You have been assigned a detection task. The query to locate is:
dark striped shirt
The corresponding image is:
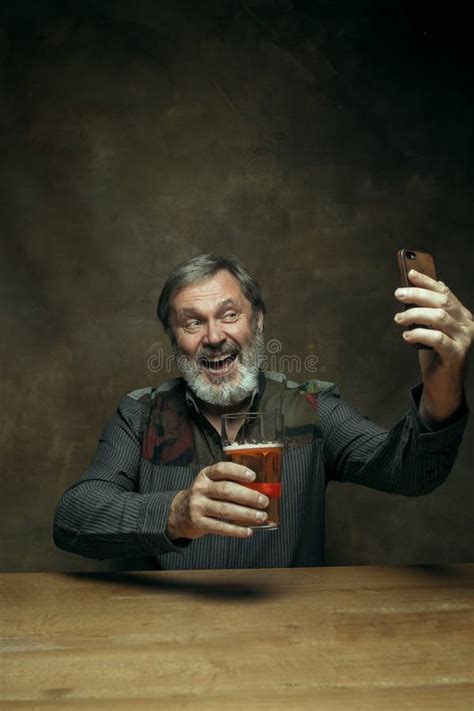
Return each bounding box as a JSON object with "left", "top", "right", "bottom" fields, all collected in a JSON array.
[{"left": 53, "top": 372, "right": 468, "bottom": 568}]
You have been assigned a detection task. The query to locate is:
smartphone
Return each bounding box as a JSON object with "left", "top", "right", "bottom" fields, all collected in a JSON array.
[{"left": 397, "top": 249, "right": 437, "bottom": 350}]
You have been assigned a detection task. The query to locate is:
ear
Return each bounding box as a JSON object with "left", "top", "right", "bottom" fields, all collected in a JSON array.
[{"left": 256, "top": 310, "right": 264, "bottom": 332}]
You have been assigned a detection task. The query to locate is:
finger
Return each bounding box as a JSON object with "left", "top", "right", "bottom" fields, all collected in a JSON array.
[
  {"left": 196, "top": 516, "right": 255, "bottom": 539},
  {"left": 208, "top": 479, "right": 269, "bottom": 510},
  {"left": 405, "top": 269, "right": 445, "bottom": 292},
  {"left": 183, "top": 491, "right": 263, "bottom": 538},
  {"left": 401, "top": 327, "right": 455, "bottom": 356},
  {"left": 394, "top": 286, "right": 452, "bottom": 309},
  {"left": 204, "top": 462, "right": 256, "bottom": 483},
  {"left": 204, "top": 499, "right": 268, "bottom": 526},
  {"left": 394, "top": 307, "right": 458, "bottom": 337},
  {"left": 405, "top": 275, "right": 473, "bottom": 326}
]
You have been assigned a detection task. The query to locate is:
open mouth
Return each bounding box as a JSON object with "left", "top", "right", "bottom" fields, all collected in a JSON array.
[{"left": 200, "top": 353, "right": 238, "bottom": 374}]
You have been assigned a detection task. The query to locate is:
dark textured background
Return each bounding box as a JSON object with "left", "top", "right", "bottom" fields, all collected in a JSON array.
[{"left": 1, "top": 0, "right": 472, "bottom": 571}]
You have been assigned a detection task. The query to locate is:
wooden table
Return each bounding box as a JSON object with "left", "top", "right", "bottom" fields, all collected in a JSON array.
[{"left": 1, "top": 564, "right": 473, "bottom": 710}]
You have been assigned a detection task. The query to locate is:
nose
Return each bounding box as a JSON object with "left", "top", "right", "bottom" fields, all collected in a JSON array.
[{"left": 203, "top": 319, "right": 226, "bottom": 347}]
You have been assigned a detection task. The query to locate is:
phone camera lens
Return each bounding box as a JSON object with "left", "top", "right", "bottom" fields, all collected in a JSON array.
[{"left": 406, "top": 251, "right": 416, "bottom": 260}]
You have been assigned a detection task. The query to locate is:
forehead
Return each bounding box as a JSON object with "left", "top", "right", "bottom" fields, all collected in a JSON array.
[{"left": 171, "top": 270, "right": 249, "bottom": 314}]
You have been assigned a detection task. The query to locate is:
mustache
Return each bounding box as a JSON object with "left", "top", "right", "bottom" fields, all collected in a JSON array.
[{"left": 196, "top": 342, "right": 240, "bottom": 360}]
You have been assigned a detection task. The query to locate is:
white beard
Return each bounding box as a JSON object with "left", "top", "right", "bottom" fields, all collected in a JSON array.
[{"left": 174, "top": 328, "right": 265, "bottom": 407}]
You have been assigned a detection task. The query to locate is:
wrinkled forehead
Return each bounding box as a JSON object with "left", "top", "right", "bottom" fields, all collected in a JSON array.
[{"left": 170, "top": 270, "right": 251, "bottom": 319}]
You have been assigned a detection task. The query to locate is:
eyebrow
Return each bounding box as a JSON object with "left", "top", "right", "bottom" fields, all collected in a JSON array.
[{"left": 177, "top": 298, "right": 239, "bottom": 319}]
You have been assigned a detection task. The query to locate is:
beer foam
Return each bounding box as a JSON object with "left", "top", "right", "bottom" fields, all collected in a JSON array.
[{"left": 223, "top": 441, "right": 283, "bottom": 451}]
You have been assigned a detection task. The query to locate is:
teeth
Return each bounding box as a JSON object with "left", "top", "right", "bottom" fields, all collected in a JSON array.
[
  {"left": 203, "top": 354, "right": 235, "bottom": 369},
  {"left": 206, "top": 355, "right": 234, "bottom": 362}
]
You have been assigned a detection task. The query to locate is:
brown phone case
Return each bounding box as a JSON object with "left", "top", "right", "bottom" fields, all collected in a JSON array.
[{"left": 397, "top": 249, "right": 437, "bottom": 350}]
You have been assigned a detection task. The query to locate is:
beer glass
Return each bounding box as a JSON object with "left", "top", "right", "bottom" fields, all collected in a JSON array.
[{"left": 221, "top": 412, "right": 284, "bottom": 529}]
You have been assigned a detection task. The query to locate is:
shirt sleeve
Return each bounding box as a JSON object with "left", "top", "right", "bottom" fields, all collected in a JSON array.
[
  {"left": 319, "top": 382, "right": 469, "bottom": 495},
  {"left": 53, "top": 393, "right": 191, "bottom": 559}
]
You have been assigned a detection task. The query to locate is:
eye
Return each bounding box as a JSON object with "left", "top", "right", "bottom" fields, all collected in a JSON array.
[
  {"left": 222, "top": 311, "right": 238, "bottom": 322},
  {"left": 184, "top": 319, "right": 201, "bottom": 331}
]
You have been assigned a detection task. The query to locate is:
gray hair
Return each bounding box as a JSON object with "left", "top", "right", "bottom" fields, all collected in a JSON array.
[{"left": 157, "top": 254, "right": 266, "bottom": 333}]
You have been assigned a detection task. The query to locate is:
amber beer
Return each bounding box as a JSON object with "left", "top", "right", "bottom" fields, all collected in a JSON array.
[{"left": 223, "top": 442, "right": 283, "bottom": 529}]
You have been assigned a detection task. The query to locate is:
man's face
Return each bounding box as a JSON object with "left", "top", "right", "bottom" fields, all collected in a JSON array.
[{"left": 169, "top": 270, "right": 264, "bottom": 407}]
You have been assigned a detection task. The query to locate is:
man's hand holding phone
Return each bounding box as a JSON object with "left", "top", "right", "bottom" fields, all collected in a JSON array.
[{"left": 394, "top": 254, "right": 473, "bottom": 425}]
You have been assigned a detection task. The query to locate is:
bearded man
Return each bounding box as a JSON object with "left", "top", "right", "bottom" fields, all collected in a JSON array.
[{"left": 54, "top": 254, "right": 472, "bottom": 568}]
